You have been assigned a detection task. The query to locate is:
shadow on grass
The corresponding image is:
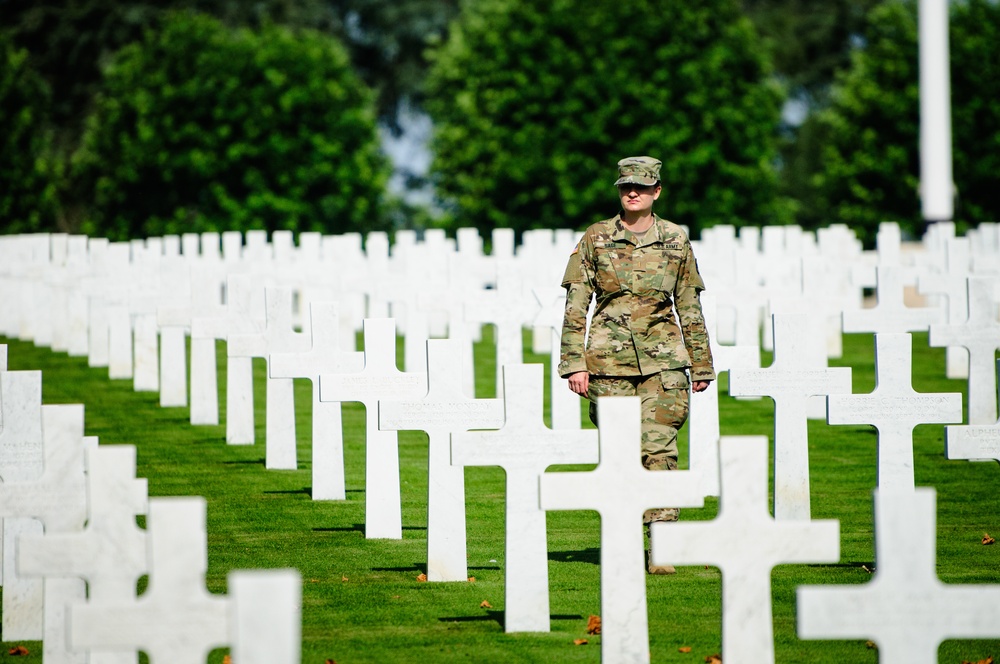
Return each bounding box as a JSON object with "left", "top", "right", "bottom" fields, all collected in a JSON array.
[
  {"left": 264, "top": 488, "right": 312, "bottom": 496},
  {"left": 372, "top": 565, "right": 427, "bottom": 573},
  {"left": 548, "top": 548, "right": 600, "bottom": 565},
  {"left": 313, "top": 524, "right": 366, "bottom": 533},
  {"left": 437, "top": 612, "right": 583, "bottom": 629},
  {"left": 223, "top": 458, "right": 267, "bottom": 465}
]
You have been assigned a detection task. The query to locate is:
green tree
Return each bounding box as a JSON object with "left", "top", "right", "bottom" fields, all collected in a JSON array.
[
  {"left": 424, "top": 0, "right": 789, "bottom": 239},
  {"left": 71, "top": 11, "right": 389, "bottom": 239},
  {"left": 814, "top": 0, "right": 1000, "bottom": 247},
  {"left": 0, "top": 34, "right": 56, "bottom": 233},
  {"left": 742, "top": 0, "right": 881, "bottom": 106}
]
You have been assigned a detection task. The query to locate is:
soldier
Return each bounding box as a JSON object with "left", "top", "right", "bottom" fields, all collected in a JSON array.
[{"left": 558, "top": 155, "right": 715, "bottom": 575}]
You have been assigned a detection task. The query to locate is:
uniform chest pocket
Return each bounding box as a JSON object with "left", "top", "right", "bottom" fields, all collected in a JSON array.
[
  {"left": 594, "top": 247, "right": 623, "bottom": 294},
  {"left": 636, "top": 248, "right": 683, "bottom": 294}
]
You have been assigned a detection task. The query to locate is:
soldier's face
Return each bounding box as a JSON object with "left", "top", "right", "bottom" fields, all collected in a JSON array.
[{"left": 618, "top": 183, "right": 661, "bottom": 214}]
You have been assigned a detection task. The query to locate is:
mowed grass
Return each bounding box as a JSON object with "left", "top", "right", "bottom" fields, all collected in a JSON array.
[{"left": 1, "top": 328, "right": 999, "bottom": 663}]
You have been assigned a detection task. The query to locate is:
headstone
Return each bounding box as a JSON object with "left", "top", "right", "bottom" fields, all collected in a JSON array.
[
  {"left": 319, "top": 318, "right": 427, "bottom": 539},
  {"left": 70, "top": 497, "right": 230, "bottom": 664},
  {"left": 229, "top": 287, "right": 310, "bottom": 469},
  {"left": 530, "top": 286, "right": 581, "bottom": 429},
  {"left": 379, "top": 339, "right": 505, "bottom": 581},
  {"left": 222, "top": 273, "right": 266, "bottom": 445},
  {"left": 187, "top": 265, "right": 228, "bottom": 426},
  {"left": 452, "top": 363, "right": 599, "bottom": 632},
  {"left": 798, "top": 489, "right": 1000, "bottom": 662},
  {"left": 918, "top": 237, "right": 972, "bottom": 378},
  {"left": 729, "top": 314, "right": 852, "bottom": 520},
  {"left": 155, "top": 260, "right": 193, "bottom": 408},
  {"left": 229, "top": 569, "right": 302, "bottom": 664},
  {"left": 465, "top": 266, "right": 532, "bottom": 393},
  {"left": 540, "top": 396, "right": 705, "bottom": 661},
  {"left": 945, "top": 360, "right": 1000, "bottom": 462},
  {"left": 828, "top": 333, "right": 962, "bottom": 489},
  {"left": 0, "top": 369, "right": 45, "bottom": 639},
  {"left": 843, "top": 266, "right": 945, "bottom": 334},
  {"left": 929, "top": 276, "right": 1000, "bottom": 424},
  {"left": 269, "top": 302, "right": 364, "bottom": 500},
  {"left": 20, "top": 444, "right": 148, "bottom": 664},
  {"left": 689, "top": 292, "right": 760, "bottom": 497},
  {"left": 651, "top": 436, "right": 839, "bottom": 664},
  {"left": 1, "top": 405, "right": 89, "bottom": 664}
]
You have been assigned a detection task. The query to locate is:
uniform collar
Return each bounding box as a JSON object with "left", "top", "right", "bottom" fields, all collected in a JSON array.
[{"left": 612, "top": 213, "right": 665, "bottom": 246}]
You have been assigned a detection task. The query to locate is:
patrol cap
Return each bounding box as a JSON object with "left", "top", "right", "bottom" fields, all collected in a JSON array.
[{"left": 614, "top": 156, "right": 661, "bottom": 187}]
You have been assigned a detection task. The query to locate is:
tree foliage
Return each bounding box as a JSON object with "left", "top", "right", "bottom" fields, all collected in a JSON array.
[
  {"left": 424, "top": 0, "right": 789, "bottom": 238},
  {"left": 813, "top": 0, "right": 1000, "bottom": 246},
  {"left": 0, "top": 34, "right": 56, "bottom": 233},
  {"left": 71, "top": 11, "right": 389, "bottom": 240},
  {"left": 742, "top": 0, "right": 881, "bottom": 105}
]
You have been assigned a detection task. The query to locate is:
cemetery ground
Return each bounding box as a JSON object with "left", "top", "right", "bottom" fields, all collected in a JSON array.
[{"left": 1, "top": 328, "right": 999, "bottom": 663}]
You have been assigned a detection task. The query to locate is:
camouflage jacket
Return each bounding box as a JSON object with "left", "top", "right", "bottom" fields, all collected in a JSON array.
[{"left": 558, "top": 213, "right": 716, "bottom": 381}]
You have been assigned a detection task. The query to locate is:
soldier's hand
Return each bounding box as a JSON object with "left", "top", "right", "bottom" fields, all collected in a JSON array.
[
  {"left": 567, "top": 371, "right": 589, "bottom": 396},
  {"left": 692, "top": 380, "right": 711, "bottom": 393}
]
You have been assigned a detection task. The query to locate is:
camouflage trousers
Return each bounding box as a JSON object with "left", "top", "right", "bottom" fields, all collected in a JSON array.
[{"left": 587, "top": 369, "right": 690, "bottom": 523}]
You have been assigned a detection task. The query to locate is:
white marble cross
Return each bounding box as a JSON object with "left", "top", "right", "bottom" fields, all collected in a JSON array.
[
  {"left": 20, "top": 444, "right": 148, "bottom": 664},
  {"left": 1, "top": 404, "right": 90, "bottom": 663},
  {"left": 228, "top": 569, "right": 302, "bottom": 664},
  {"left": 918, "top": 236, "right": 972, "bottom": 378},
  {"left": 798, "top": 488, "right": 1000, "bottom": 663},
  {"left": 843, "top": 265, "right": 945, "bottom": 334},
  {"left": 465, "top": 267, "right": 532, "bottom": 393},
  {"left": 828, "top": 333, "right": 962, "bottom": 489},
  {"left": 269, "top": 301, "right": 365, "bottom": 500},
  {"left": 452, "top": 363, "right": 599, "bottom": 633},
  {"left": 70, "top": 497, "right": 230, "bottom": 664},
  {"left": 530, "top": 286, "right": 581, "bottom": 430},
  {"left": 221, "top": 273, "right": 266, "bottom": 445},
  {"left": 186, "top": 264, "right": 228, "bottom": 426},
  {"left": 540, "top": 396, "right": 705, "bottom": 662},
  {"left": 0, "top": 368, "right": 45, "bottom": 639},
  {"left": 945, "top": 359, "right": 1000, "bottom": 462},
  {"left": 690, "top": 292, "right": 760, "bottom": 497},
  {"left": 229, "top": 287, "right": 310, "bottom": 469},
  {"left": 155, "top": 259, "right": 193, "bottom": 408},
  {"left": 319, "top": 318, "right": 427, "bottom": 539},
  {"left": 930, "top": 276, "right": 1000, "bottom": 425},
  {"left": 379, "top": 338, "right": 505, "bottom": 581},
  {"left": 729, "top": 314, "right": 852, "bottom": 520},
  {"left": 652, "top": 436, "right": 839, "bottom": 664}
]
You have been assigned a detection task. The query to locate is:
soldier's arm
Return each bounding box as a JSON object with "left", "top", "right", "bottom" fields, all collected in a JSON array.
[
  {"left": 558, "top": 238, "right": 595, "bottom": 379},
  {"left": 675, "top": 240, "right": 716, "bottom": 382}
]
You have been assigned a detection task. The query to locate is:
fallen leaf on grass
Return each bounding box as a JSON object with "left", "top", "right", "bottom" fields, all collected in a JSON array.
[
  {"left": 586, "top": 615, "right": 602, "bottom": 635},
  {"left": 678, "top": 646, "right": 692, "bottom": 653},
  {"left": 310, "top": 578, "right": 320, "bottom": 583},
  {"left": 480, "top": 600, "right": 492, "bottom": 609},
  {"left": 983, "top": 533, "right": 995, "bottom": 545},
  {"left": 222, "top": 656, "right": 232, "bottom": 664},
  {"left": 865, "top": 641, "right": 877, "bottom": 649},
  {"left": 961, "top": 658, "right": 994, "bottom": 664},
  {"left": 341, "top": 576, "right": 349, "bottom": 582},
  {"left": 704, "top": 654, "right": 722, "bottom": 664},
  {"left": 8, "top": 646, "right": 29, "bottom": 656},
  {"left": 573, "top": 639, "right": 588, "bottom": 646},
  {"left": 468, "top": 576, "right": 476, "bottom": 582},
  {"left": 326, "top": 659, "right": 337, "bottom": 664},
  {"left": 416, "top": 573, "right": 428, "bottom": 582}
]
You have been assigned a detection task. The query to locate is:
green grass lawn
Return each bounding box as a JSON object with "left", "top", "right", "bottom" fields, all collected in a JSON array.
[{"left": 1, "top": 328, "right": 999, "bottom": 663}]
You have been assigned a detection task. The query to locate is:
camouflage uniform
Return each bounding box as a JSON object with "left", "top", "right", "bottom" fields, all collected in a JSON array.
[{"left": 559, "top": 195, "right": 715, "bottom": 523}]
